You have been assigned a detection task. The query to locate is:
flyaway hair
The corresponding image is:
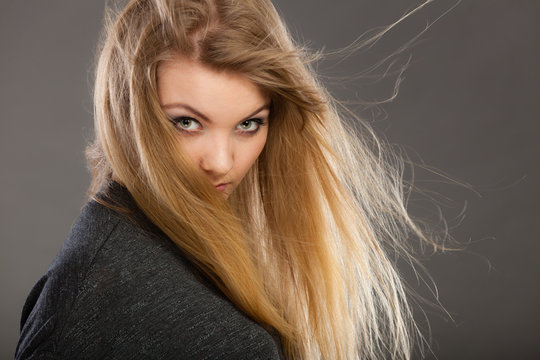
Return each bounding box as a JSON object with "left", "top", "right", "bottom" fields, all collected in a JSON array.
[{"left": 87, "top": 0, "right": 441, "bottom": 358}]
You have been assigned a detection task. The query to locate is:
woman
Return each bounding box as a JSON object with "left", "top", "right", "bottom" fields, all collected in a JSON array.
[{"left": 16, "top": 0, "right": 438, "bottom": 359}]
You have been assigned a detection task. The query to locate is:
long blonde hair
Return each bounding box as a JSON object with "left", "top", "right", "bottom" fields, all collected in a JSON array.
[{"left": 87, "top": 0, "right": 438, "bottom": 358}]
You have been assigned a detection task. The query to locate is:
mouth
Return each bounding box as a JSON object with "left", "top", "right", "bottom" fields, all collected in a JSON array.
[{"left": 214, "top": 183, "right": 230, "bottom": 192}]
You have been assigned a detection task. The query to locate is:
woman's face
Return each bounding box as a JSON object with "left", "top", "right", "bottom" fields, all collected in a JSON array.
[{"left": 157, "top": 56, "right": 270, "bottom": 198}]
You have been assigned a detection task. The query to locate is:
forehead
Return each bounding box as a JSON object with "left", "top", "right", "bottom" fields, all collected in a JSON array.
[{"left": 157, "top": 56, "right": 269, "bottom": 118}]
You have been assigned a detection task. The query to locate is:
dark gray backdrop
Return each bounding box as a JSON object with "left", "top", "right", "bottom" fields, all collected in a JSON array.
[{"left": 1, "top": 1, "right": 539, "bottom": 359}]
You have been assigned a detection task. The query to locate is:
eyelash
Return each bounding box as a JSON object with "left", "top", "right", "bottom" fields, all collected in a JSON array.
[
  {"left": 169, "top": 116, "right": 266, "bottom": 136},
  {"left": 169, "top": 117, "right": 202, "bottom": 134}
]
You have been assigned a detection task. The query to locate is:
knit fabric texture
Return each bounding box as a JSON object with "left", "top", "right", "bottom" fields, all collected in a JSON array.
[{"left": 16, "top": 184, "right": 284, "bottom": 359}]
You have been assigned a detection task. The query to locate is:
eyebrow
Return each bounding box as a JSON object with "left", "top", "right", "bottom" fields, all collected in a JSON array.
[{"left": 160, "top": 102, "right": 270, "bottom": 123}]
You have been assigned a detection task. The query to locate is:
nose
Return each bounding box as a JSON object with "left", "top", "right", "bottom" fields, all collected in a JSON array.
[{"left": 199, "top": 134, "right": 233, "bottom": 178}]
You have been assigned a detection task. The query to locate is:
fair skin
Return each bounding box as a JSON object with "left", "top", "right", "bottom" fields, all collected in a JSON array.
[{"left": 157, "top": 56, "right": 270, "bottom": 198}]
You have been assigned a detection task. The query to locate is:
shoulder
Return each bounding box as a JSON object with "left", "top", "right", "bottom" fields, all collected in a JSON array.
[
  {"left": 15, "top": 200, "right": 125, "bottom": 358},
  {"left": 16, "top": 200, "right": 283, "bottom": 360}
]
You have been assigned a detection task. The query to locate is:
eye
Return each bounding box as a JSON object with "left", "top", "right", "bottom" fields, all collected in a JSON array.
[
  {"left": 236, "top": 118, "right": 265, "bottom": 134},
  {"left": 171, "top": 117, "right": 202, "bottom": 132}
]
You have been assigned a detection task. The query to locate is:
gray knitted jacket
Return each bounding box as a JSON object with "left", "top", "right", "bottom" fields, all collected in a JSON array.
[{"left": 16, "top": 183, "right": 284, "bottom": 359}]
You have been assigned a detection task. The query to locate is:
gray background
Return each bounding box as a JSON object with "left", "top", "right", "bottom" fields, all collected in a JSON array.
[{"left": 1, "top": 0, "right": 538, "bottom": 359}]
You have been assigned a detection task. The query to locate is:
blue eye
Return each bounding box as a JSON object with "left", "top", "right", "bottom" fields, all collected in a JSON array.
[{"left": 171, "top": 117, "right": 202, "bottom": 132}]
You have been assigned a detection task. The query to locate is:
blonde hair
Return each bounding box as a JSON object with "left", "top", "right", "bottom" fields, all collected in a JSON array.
[{"left": 87, "top": 0, "right": 439, "bottom": 358}]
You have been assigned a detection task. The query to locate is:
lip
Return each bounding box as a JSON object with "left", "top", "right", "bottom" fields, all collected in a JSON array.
[{"left": 214, "top": 183, "right": 229, "bottom": 192}]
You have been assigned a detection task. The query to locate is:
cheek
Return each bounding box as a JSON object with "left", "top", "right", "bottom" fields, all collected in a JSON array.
[
  {"left": 172, "top": 138, "right": 203, "bottom": 173},
  {"left": 181, "top": 145, "right": 200, "bottom": 164},
  {"left": 236, "top": 135, "right": 267, "bottom": 177}
]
